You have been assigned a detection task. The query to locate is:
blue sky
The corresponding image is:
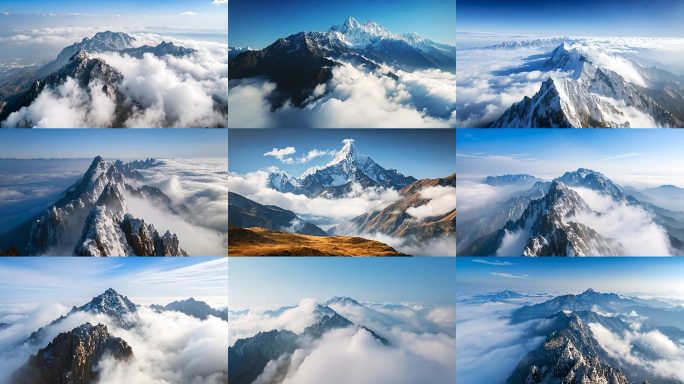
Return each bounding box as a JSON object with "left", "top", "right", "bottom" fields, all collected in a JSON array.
[
  {"left": 0, "top": 129, "right": 227, "bottom": 159},
  {"left": 457, "top": 257, "right": 684, "bottom": 297},
  {"left": 457, "top": 129, "right": 684, "bottom": 188},
  {"left": 0, "top": 257, "right": 228, "bottom": 306},
  {"left": 229, "top": 129, "right": 455, "bottom": 179},
  {"left": 457, "top": 0, "right": 684, "bottom": 37},
  {"left": 229, "top": 0, "right": 455, "bottom": 48},
  {"left": 228, "top": 258, "right": 455, "bottom": 308},
  {"left": 0, "top": 0, "right": 227, "bottom": 31}
]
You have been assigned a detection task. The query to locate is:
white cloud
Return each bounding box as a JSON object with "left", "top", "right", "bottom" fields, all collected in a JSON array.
[
  {"left": 472, "top": 259, "right": 514, "bottom": 266},
  {"left": 231, "top": 298, "right": 455, "bottom": 384},
  {"left": 228, "top": 170, "right": 401, "bottom": 224},
  {"left": 228, "top": 63, "right": 456, "bottom": 128},
  {"left": 406, "top": 185, "right": 456, "bottom": 220},
  {"left": 2, "top": 33, "right": 228, "bottom": 128},
  {"left": 180, "top": 11, "right": 198, "bottom": 16},
  {"left": 212, "top": 0, "right": 228, "bottom": 4},
  {"left": 570, "top": 187, "right": 673, "bottom": 256},
  {"left": 264, "top": 146, "right": 297, "bottom": 163},
  {"left": 491, "top": 272, "right": 530, "bottom": 279}
]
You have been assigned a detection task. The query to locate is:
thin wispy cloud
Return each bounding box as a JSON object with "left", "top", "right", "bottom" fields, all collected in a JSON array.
[
  {"left": 491, "top": 272, "right": 530, "bottom": 279},
  {"left": 473, "top": 259, "right": 514, "bottom": 266},
  {"left": 263, "top": 146, "right": 335, "bottom": 165},
  {"left": 601, "top": 152, "right": 642, "bottom": 161}
]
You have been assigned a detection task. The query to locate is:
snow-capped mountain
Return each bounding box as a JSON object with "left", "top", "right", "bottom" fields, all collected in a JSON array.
[
  {"left": 491, "top": 43, "right": 684, "bottom": 128},
  {"left": 22, "top": 156, "right": 187, "bottom": 256},
  {"left": 229, "top": 17, "right": 455, "bottom": 108},
  {"left": 267, "top": 139, "right": 417, "bottom": 198},
  {"left": 462, "top": 168, "right": 684, "bottom": 256},
  {"left": 0, "top": 31, "right": 211, "bottom": 127}
]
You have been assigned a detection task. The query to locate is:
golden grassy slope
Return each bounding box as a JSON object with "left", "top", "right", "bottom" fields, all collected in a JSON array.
[{"left": 228, "top": 226, "right": 408, "bottom": 257}]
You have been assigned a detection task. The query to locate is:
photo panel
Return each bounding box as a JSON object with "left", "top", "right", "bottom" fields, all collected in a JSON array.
[
  {"left": 0, "top": 129, "right": 228, "bottom": 256},
  {"left": 457, "top": 257, "right": 684, "bottom": 383},
  {"left": 0, "top": 257, "right": 228, "bottom": 383},
  {"left": 228, "top": 129, "right": 456, "bottom": 256},
  {"left": 228, "top": 0, "right": 456, "bottom": 128},
  {"left": 0, "top": 0, "right": 228, "bottom": 128},
  {"left": 457, "top": 128, "right": 684, "bottom": 256},
  {"left": 455, "top": 0, "right": 684, "bottom": 128},
  {"left": 228, "top": 257, "right": 456, "bottom": 384}
]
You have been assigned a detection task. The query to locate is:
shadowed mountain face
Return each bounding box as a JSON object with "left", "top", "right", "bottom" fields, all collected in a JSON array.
[
  {"left": 229, "top": 17, "right": 455, "bottom": 108},
  {"left": 228, "top": 301, "right": 389, "bottom": 384},
  {"left": 491, "top": 43, "right": 684, "bottom": 128},
  {"left": 10, "top": 323, "right": 133, "bottom": 384},
  {"left": 2, "top": 156, "right": 187, "bottom": 256},
  {"left": 151, "top": 298, "right": 228, "bottom": 321},
  {"left": 229, "top": 192, "right": 326, "bottom": 236}
]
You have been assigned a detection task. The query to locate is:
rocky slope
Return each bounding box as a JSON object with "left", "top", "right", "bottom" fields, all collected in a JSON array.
[
  {"left": 228, "top": 226, "right": 407, "bottom": 256},
  {"left": 229, "top": 192, "right": 326, "bottom": 236},
  {"left": 332, "top": 173, "right": 456, "bottom": 240},
  {"left": 10, "top": 323, "right": 133, "bottom": 384}
]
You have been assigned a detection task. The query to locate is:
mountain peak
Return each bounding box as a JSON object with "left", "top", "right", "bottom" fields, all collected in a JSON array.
[
  {"left": 344, "top": 16, "right": 360, "bottom": 29},
  {"left": 329, "top": 138, "right": 361, "bottom": 165},
  {"left": 74, "top": 288, "right": 138, "bottom": 328},
  {"left": 70, "top": 49, "right": 89, "bottom": 62}
]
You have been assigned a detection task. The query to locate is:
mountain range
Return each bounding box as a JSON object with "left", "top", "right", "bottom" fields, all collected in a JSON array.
[
  {"left": 0, "top": 31, "right": 225, "bottom": 128},
  {"left": 5, "top": 288, "right": 227, "bottom": 384},
  {"left": 228, "top": 298, "right": 390, "bottom": 384},
  {"left": 490, "top": 43, "right": 684, "bottom": 128},
  {"left": 229, "top": 16, "right": 455, "bottom": 108},
  {"left": 459, "top": 168, "right": 684, "bottom": 256},
  {"left": 230, "top": 139, "right": 455, "bottom": 256},
  {"left": 0, "top": 156, "right": 188, "bottom": 256},
  {"left": 482, "top": 289, "right": 684, "bottom": 384}
]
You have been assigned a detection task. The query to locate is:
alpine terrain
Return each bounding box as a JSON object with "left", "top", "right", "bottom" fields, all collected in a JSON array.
[
  {"left": 0, "top": 156, "right": 188, "bottom": 256},
  {"left": 459, "top": 168, "right": 684, "bottom": 256}
]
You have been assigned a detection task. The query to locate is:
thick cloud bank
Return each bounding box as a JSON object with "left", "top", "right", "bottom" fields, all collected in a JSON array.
[
  {"left": 0, "top": 302, "right": 228, "bottom": 384},
  {"left": 228, "top": 63, "right": 456, "bottom": 128},
  {"left": 228, "top": 170, "right": 401, "bottom": 224},
  {"left": 230, "top": 298, "right": 455, "bottom": 384},
  {"left": 130, "top": 158, "right": 228, "bottom": 256},
  {"left": 2, "top": 33, "right": 228, "bottom": 128}
]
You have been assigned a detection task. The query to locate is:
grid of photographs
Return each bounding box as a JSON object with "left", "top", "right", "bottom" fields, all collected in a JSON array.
[{"left": 1, "top": 0, "right": 683, "bottom": 383}]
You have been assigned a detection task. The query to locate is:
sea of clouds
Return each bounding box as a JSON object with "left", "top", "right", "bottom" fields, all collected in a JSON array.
[
  {"left": 230, "top": 298, "right": 455, "bottom": 384},
  {"left": 228, "top": 62, "right": 456, "bottom": 128},
  {"left": 1, "top": 30, "right": 227, "bottom": 128},
  {"left": 0, "top": 298, "right": 228, "bottom": 384}
]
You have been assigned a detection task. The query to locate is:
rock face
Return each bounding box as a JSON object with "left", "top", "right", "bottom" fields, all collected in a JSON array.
[
  {"left": 229, "top": 192, "right": 326, "bottom": 236},
  {"left": 24, "top": 156, "right": 187, "bottom": 256},
  {"left": 229, "top": 16, "right": 455, "bottom": 108},
  {"left": 10, "top": 323, "right": 133, "bottom": 384},
  {"left": 463, "top": 168, "right": 678, "bottom": 256},
  {"left": 228, "top": 301, "right": 388, "bottom": 384},
  {"left": 333, "top": 174, "right": 456, "bottom": 240},
  {"left": 507, "top": 312, "right": 630, "bottom": 384},
  {"left": 120, "top": 41, "right": 197, "bottom": 59},
  {"left": 267, "top": 139, "right": 416, "bottom": 198},
  {"left": 492, "top": 43, "right": 684, "bottom": 128},
  {"left": 151, "top": 298, "right": 228, "bottom": 321}
]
